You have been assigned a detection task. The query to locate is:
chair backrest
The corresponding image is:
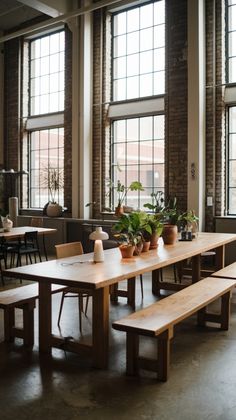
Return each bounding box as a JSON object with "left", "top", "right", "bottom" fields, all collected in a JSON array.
[
  {"left": 24, "top": 231, "right": 39, "bottom": 247},
  {"left": 30, "top": 217, "right": 43, "bottom": 227},
  {"left": 55, "top": 241, "right": 84, "bottom": 259}
]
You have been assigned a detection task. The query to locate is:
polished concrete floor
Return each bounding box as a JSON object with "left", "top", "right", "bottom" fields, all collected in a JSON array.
[{"left": 0, "top": 268, "right": 236, "bottom": 420}]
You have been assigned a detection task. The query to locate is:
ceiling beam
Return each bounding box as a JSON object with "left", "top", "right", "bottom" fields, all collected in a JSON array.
[{"left": 18, "top": 0, "right": 72, "bottom": 18}]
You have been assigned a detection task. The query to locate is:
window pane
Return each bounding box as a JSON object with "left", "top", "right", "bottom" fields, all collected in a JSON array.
[
  {"left": 140, "top": 28, "right": 153, "bottom": 51},
  {"left": 140, "top": 164, "right": 154, "bottom": 187},
  {"left": 229, "top": 135, "right": 236, "bottom": 159},
  {"left": 41, "top": 36, "right": 49, "bottom": 57},
  {"left": 113, "top": 12, "right": 127, "bottom": 36},
  {"left": 229, "top": 107, "right": 236, "bottom": 132},
  {"left": 127, "top": 54, "right": 139, "bottom": 77},
  {"left": 154, "top": 163, "right": 165, "bottom": 187},
  {"left": 140, "top": 141, "right": 152, "bottom": 164},
  {"left": 113, "top": 120, "right": 126, "bottom": 143},
  {"left": 154, "top": 71, "right": 165, "bottom": 94},
  {"left": 229, "top": 161, "right": 236, "bottom": 187},
  {"left": 228, "top": 188, "right": 236, "bottom": 214},
  {"left": 127, "top": 119, "right": 139, "bottom": 141},
  {"left": 229, "top": 32, "right": 236, "bottom": 57},
  {"left": 115, "top": 143, "right": 126, "bottom": 165},
  {"left": 140, "top": 117, "right": 153, "bottom": 140},
  {"left": 228, "top": 5, "right": 236, "bottom": 31},
  {"left": 229, "top": 57, "right": 236, "bottom": 83},
  {"left": 127, "top": 32, "right": 139, "bottom": 54},
  {"left": 127, "top": 142, "right": 139, "bottom": 165},
  {"left": 154, "top": 25, "right": 165, "bottom": 48},
  {"left": 154, "top": 139, "right": 165, "bottom": 162},
  {"left": 127, "top": 76, "right": 139, "bottom": 99},
  {"left": 113, "top": 57, "right": 126, "bottom": 79},
  {"left": 154, "top": 0, "right": 165, "bottom": 25},
  {"left": 127, "top": 9, "right": 139, "bottom": 32},
  {"left": 140, "top": 73, "right": 153, "bottom": 96},
  {"left": 140, "top": 3, "right": 153, "bottom": 29},
  {"left": 113, "top": 35, "right": 126, "bottom": 57},
  {"left": 140, "top": 50, "right": 153, "bottom": 74},
  {"left": 113, "top": 79, "right": 126, "bottom": 100}
]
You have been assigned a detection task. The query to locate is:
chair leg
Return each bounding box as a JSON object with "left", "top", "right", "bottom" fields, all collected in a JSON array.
[
  {"left": 140, "top": 275, "right": 143, "bottom": 299},
  {"left": 173, "top": 264, "right": 177, "bottom": 283},
  {"left": 57, "top": 291, "right": 66, "bottom": 326},
  {"left": 78, "top": 294, "right": 83, "bottom": 333},
  {"left": 84, "top": 295, "right": 89, "bottom": 316}
]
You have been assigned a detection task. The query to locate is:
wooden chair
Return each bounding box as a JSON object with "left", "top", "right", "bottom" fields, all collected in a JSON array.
[
  {"left": 0, "top": 238, "right": 7, "bottom": 286},
  {"left": 55, "top": 241, "right": 91, "bottom": 333}
]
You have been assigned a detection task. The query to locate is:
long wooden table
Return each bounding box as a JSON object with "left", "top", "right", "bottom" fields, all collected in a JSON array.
[
  {"left": 3, "top": 232, "right": 236, "bottom": 369},
  {"left": 0, "top": 226, "right": 57, "bottom": 260}
]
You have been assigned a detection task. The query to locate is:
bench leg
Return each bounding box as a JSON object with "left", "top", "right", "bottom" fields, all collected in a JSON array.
[
  {"left": 126, "top": 332, "right": 139, "bottom": 376},
  {"left": 22, "top": 301, "right": 35, "bottom": 347},
  {"left": 110, "top": 284, "right": 118, "bottom": 303},
  {"left": 152, "top": 269, "right": 161, "bottom": 296},
  {"left": 4, "top": 308, "right": 15, "bottom": 342},
  {"left": 157, "top": 330, "right": 172, "bottom": 382},
  {"left": 220, "top": 291, "right": 230, "bottom": 330},
  {"left": 197, "top": 306, "right": 207, "bottom": 327}
]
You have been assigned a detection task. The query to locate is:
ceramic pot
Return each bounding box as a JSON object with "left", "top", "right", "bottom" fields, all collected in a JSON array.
[
  {"left": 142, "top": 241, "right": 150, "bottom": 252},
  {"left": 150, "top": 232, "right": 159, "bottom": 249},
  {"left": 133, "top": 241, "right": 143, "bottom": 256},
  {"left": 119, "top": 244, "right": 135, "bottom": 258},
  {"left": 162, "top": 224, "right": 178, "bottom": 245},
  {"left": 46, "top": 202, "right": 62, "bottom": 217}
]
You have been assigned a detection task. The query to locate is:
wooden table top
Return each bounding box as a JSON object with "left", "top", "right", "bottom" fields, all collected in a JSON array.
[
  {"left": 4, "top": 232, "right": 236, "bottom": 290},
  {"left": 0, "top": 226, "right": 57, "bottom": 239}
]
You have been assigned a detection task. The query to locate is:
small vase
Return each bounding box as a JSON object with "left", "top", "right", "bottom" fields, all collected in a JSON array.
[
  {"left": 142, "top": 241, "right": 150, "bottom": 252},
  {"left": 162, "top": 224, "right": 178, "bottom": 245},
  {"left": 119, "top": 244, "right": 135, "bottom": 258},
  {"left": 115, "top": 205, "right": 124, "bottom": 218},
  {"left": 133, "top": 241, "right": 143, "bottom": 256},
  {"left": 150, "top": 232, "right": 159, "bottom": 249}
]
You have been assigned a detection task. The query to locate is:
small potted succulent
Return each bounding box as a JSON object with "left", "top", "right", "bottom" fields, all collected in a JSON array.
[
  {"left": 144, "top": 213, "right": 164, "bottom": 249},
  {"left": 178, "top": 210, "right": 199, "bottom": 240}
]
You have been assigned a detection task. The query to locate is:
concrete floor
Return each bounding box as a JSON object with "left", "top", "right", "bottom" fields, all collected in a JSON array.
[{"left": 0, "top": 269, "right": 236, "bottom": 420}]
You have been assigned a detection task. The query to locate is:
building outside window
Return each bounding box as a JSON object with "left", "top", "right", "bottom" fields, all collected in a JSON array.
[
  {"left": 110, "top": 0, "right": 165, "bottom": 210},
  {"left": 26, "top": 30, "right": 65, "bottom": 208}
]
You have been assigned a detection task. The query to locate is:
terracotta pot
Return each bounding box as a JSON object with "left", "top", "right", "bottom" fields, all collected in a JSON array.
[
  {"left": 150, "top": 232, "right": 159, "bottom": 249},
  {"left": 142, "top": 241, "right": 150, "bottom": 252},
  {"left": 133, "top": 241, "right": 143, "bottom": 256},
  {"left": 119, "top": 244, "right": 135, "bottom": 258},
  {"left": 162, "top": 224, "right": 178, "bottom": 245},
  {"left": 115, "top": 205, "right": 124, "bottom": 218}
]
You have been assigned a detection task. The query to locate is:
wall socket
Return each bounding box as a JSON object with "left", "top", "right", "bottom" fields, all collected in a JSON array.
[{"left": 207, "top": 196, "right": 213, "bottom": 206}]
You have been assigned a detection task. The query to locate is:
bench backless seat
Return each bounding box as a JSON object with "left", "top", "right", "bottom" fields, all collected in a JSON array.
[
  {"left": 112, "top": 277, "right": 236, "bottom": 381},
  {"left": 0, "top": 283, "right": 66, "bottom": 347}
]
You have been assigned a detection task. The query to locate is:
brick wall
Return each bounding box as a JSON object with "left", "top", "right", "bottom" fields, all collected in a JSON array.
[
  {"left": 205, "top": 0, "right": 225, "bottom": 231},
  {"left": 64, "top": 25, "right": 72, "bottom": 214},
  {"left": 165, "top": 0, "right": 188, "bottom": 212}
]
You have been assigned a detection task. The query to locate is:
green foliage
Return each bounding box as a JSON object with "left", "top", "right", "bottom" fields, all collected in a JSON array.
[
  {"left": 112, "top": 211, "right": 149, "bottom": 246},
  {"left": 144, "top": 190, "right": 165, "bottom": 214},
  {"left": 145, "top": 214, "right": 164, "bottom": 237},
  {"left": 107, "top": 179, "right": 144, "bottom": 208}
]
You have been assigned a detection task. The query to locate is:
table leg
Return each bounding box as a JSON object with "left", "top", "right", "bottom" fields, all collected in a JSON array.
[
  {"left": 215, "top": 245, "right": 225, "bottom": 271},
  {"left": 192, "top": 254, "right": 201, "bottom": 283},
  {"left": 152, "top": 269, "right": 161, "bottom": 296},
  {"left": 39, "top": 282, "right": 52, "bottom": 354},
  {"left": 42, "top": 235, "right": 48, "bottom": 261},
  {"left": 92, "top": 286, "right": 109, "bottom": 369},
  {"left": 127, "top": 277, "right": 135, "bottom": 309}
]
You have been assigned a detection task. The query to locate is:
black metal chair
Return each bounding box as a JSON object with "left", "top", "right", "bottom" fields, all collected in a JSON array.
[{"left": 8, "top": 231, "right": 42, "bottom": 267}]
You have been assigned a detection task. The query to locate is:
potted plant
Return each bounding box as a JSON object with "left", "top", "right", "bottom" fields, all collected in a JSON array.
[
  {"left": 145, "top": 213, "right": 164, "bottom": 249},
  {"left": 42, "top": 167, "right": 64, "bottom": 217},
  {"left": 107, "top": 179, "right": 144, "bottom": 217},
  {"left": 178, "top": 210, "right": 199, "bottom": 240},
  {"left": 162, "top": 197, "right": 179, "bottom": 245},
  {"left": 112, "top": 212, "right": 147, "bottom": 257}
]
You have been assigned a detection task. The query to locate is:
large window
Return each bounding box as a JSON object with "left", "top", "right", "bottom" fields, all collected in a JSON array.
[
  {"left": 227, "top": 0, "right": 236, "bottom": 83},
  {"left": 26, "top": 30, "right": 65, "bottom": 208},
  {"left": 110, "top": 1, "right": 165, "bottom": 210},
  {"left": 112, "top": 0, "right": 165, "bottom": 101},
  {"left": 227, "top": 107, "right": 236, "bottom": 214}
]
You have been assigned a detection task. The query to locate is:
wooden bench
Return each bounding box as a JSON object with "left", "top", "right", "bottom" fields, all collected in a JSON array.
[
  {"left": 0, "top": 283, "right": 66, "bottom": 347},
  {"left": 112, "top": 277, "right": 236, "bottom": 381}
]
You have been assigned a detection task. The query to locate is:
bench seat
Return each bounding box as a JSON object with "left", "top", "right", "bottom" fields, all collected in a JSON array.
[
  {"left": 0, "top": 283, "right": 66, "bottom": 347},
  {"left": 112, "top": 276, "right": 236, "bottom": 381}
]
